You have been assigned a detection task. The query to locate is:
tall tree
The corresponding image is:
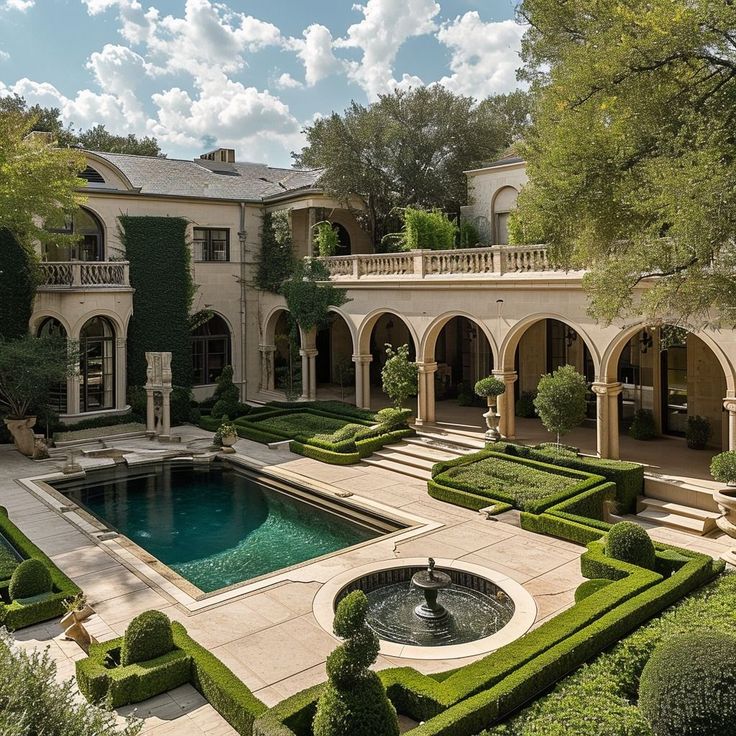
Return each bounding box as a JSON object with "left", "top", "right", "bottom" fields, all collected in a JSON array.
[
  {"left": 0, "top": 95, "right": 165, "bottom": 157},
  {"left": 0, "top": 108, "right": 86, "bottom": 245},
  {"left": 294, "top": 87, "right": 531, "bottom": 245},
  {"left": 515, "top": 0, "right": 736, "bottom": 325}
]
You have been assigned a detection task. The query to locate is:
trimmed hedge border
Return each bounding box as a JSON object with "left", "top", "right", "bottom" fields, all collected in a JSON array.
[
  {"left": 76, "top": 619, "right": 267, "bottom": 733},
  {"left": 0, "top": 507, "right": 81, "bottom": 631}
]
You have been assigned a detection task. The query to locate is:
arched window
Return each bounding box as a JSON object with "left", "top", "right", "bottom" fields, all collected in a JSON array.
[
  {"left": 45, "top": 208, "right": 105, "bottom": 262},
  {"left": 492, "top": 187, "right": 519, "bottom": 245},
  {"left": 80, "top": 317, "right": 115, "bottom": 412},
  {"left": 37, "top": 318, "right": 68, "bottom": 413},
  {"left": 191, "top": 314, "right": 231, "bottom": 385}
]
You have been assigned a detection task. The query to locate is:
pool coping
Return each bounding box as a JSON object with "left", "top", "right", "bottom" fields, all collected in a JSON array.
[
  {"left": 17, "top": 453, "right": 442, "bottom": 613},
  {"left": 312, "top": 557, "right": 537, "bottom": 660}
]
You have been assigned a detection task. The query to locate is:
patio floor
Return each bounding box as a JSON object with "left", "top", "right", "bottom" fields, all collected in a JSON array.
[{"left": 0, "top": 417, "right": 731, "bottom": 734}]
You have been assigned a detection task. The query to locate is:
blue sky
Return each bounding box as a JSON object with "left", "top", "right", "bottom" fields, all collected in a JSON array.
[{"left": 0, "top": 0, "right": 523, "bottom": 166}]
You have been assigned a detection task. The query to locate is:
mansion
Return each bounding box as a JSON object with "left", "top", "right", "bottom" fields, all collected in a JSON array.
[{"left": 32, "top": 147, "right": 736, "bottom": 460}]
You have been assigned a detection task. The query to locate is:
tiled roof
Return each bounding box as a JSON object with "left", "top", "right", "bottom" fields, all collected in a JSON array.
[{"left": 88, "top": 151, "right": 323, "bottom": 201}]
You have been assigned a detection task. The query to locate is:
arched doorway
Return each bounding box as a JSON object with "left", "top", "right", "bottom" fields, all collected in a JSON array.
[
  {"left": 615, "top": 326, "right": 728, "bottom": 449},
  {"left": 37, "top": 317, "right": 68, "bottom": 414},
  {"left": 191, "top": 313, "right": 231, "bottom": 386},
  {"left": 333, "top": 223, "right": 351, "bottom": 256},
  {"left": 315, "top": 311, "right": 355, "bottom": 401},
  {"left": 45, "top": 207, "right": 105, "bottom": 262},
  {"left": 273, "top": 311, "right": 301, "bottom": 399},
  {"left": 80, "top": 316, "right": 115, "bottom": 412}
]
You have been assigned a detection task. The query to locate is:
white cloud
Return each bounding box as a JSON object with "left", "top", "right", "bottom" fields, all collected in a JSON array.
[
  {"left": 2, "top": 0, "right": 34, "bottom": 11},
  {"left": 286, "top": 24, "right": 341, "bottom": 87},
  {"left": 436, "top": 13, "right": 524, "bottom": 98},
  {"left": 337, "top": 0, "right": 439, "bottom": 98},
  {"left": 0, "top": 50, "right": 9, "bottom": 61},
  {"left": 274, "top": 72, "right": 302, "bottom": 90}
]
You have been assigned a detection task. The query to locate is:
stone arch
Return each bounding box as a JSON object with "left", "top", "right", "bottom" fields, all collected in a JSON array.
[
  {"left": 420, "top": 311, "right": 499, "bottom": 365},
  {"left": 262, "top": 306, "right": 305, "bottom": 347},
  {"left": 70, "top": 309, "right": 125, "bottom": 340},
  {"left": 30, "top": 310, "right": 72, "bottom": 337},
  {"left": 491, "top": 185, "right": 519, "bottom": 245},
  {"left": 327, "top": 306, "right": 358, "bottom": 355},
  {"left": 499, "top": 313, "right": 602, "bottom": 376},
  {"left": 601, "top": 323, "right": 736, "bottom": 394},
  {"left": 357, "top": 309, "right": 420, "bottom": 357}
]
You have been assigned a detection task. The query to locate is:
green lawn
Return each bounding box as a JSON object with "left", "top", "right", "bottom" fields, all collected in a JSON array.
[
  {"left": 443, "top": 455, "right": 580, "bottom": 509},
  {"left": 250, "top": 412, "right": 365, "bottom": 443}
]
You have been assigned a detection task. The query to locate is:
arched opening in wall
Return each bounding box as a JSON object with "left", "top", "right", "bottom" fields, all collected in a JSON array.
[
  {"left": 492, "top": 187, "right": 518, "bottom": 245},
  {"left": 616, "top": 326, "right": 727, "bottom": 450},
  {"left": 44, "top": 207, "right": 105, "bottom": 262},
  {"left": 367, "top": 313, "right": 416, "bottom": 409},
  {"left": 191, "top": 314, "right": 231, "bottom": 386},
  {"left": 80, "top": 316, "right": 115, "bottom": 412},
  {"left": 37, "top": 317, "right": 68, "bottom": 414},
  {"left": 315, "top": 312, "right": 355, "bottom": 402},
  {"left": 432, "top": 317, "right": 494, "bottom": 417},
  {"left": 333, "top": 223, "right": 351, "bottom": 256},
  {"left": 273, "top": 310, "right": 302, "bottom": 399},
  {"left": 514, "top": 318, "right": 596, "bottom": 431}
]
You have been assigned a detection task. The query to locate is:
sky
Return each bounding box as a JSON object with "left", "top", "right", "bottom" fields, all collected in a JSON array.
[{"left": 0, "top": 0, "right": 524, "bottom": 167}]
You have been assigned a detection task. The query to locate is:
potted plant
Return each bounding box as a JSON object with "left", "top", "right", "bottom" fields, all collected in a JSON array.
[
  {"left": 474, "top": 376, "right": 506, "bottom": 442},
  {"left": 686, "top": 415, "right": 711, "bottom": 450},
  {"left": 0, "top": 335, "right": 76, "bottom": 456},
  {"left": 60, "top": 592, "right": 94, "bottom": 628},
  {"left": 711, "top": 451, "right": 736, "bottom": 546},
  {"left": 214, "top": 418, "right": 238, "bottom": 450}
]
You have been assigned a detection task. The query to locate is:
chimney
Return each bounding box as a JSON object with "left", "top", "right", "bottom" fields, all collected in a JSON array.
[{"left": 200, "top": 148, "right": 236, "bottom": 163}]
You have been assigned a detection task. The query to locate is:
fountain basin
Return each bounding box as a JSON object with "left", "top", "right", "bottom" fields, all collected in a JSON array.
[{"left": 313, "top": 558, "right": 537, "bottom": 660}]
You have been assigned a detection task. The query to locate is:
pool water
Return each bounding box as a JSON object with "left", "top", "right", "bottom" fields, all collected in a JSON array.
[{"left": 56, "top": 464, "right": 380, "bottom": 592}]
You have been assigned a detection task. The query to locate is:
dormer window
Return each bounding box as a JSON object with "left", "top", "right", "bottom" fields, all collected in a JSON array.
[{"left": 79, "top": 166, "right": 106, "bottom": 185}]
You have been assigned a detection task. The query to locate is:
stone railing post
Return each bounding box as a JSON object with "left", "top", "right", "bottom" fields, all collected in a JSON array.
[
  {"left": 71, "top": 262, "right": 82, "bottom": 287},
  {"left": 352, "top": 256, "right": 360, "bottom": 279},
  {"left": 413, "top": 250, "right": 426, "bottom": 278}
]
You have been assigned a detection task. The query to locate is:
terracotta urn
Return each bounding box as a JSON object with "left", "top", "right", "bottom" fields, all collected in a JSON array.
[{"left": 4, "top": 416, "right": 37, "bottom": 457}]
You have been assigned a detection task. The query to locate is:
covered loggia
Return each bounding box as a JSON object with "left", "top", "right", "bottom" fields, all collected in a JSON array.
[
  {"left": 314, "top": 309, "right": 357, "bottom": 402},
  {"left": 260, "top": 308, "right": 303, "bottom": 398}
]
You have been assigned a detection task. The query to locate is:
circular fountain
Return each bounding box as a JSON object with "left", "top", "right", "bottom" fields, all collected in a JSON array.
[
  {"left": 411, "top": 558, "right": 452, "bottom": 620},
  {"left": 313, "top": 557, "right": 537, "bottom": 659}
]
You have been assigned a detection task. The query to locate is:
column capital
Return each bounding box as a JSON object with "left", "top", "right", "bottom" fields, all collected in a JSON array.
[
  {"left": 492, "top": 370, "right": 518, "bottom": 382},
  {"left": 352, "top": 353, "right": 373, "bottom": 364},
  {"left": 591, "top": 381, "right": 623, "bottom": 397},
  {"left": 416, "top": 361, "right": 438, "bottom": 374},
  {"left": 299, "top": 348, "right": 319, "bottom": 358},
  {"left": 259, "top": 344, "right": 277, "bottom": 353},
  {"left": 724, "top": 398, "right": 736, "bottom": 414}
]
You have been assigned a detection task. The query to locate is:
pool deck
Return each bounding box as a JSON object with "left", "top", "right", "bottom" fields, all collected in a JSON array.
[{"left": 1, "top": 426, "right": 733, "bottom": 734}]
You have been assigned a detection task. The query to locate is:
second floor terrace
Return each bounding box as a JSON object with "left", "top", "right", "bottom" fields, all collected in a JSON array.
[{"left": 37, "top": 261, "right": 131, "bottom": 290}]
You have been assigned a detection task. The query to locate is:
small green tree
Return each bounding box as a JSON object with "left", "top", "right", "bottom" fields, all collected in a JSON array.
[
  {"left": 313, "top": 591, "right": 399, "bottom": 736},
  {"left": 313, "top": 221, "right": 340, "bottom": 257},
  {"left": 533, "top": 364, "right": 587, "bottom": 449},
  {"left": 0, "top": 629, "right": 140, "bottom": 736},
  {"left": 0, "top": 335, "right": 77, "bottom": 418},
  {"left": 334, "top": 356, "right": 355, "bottom": 401},
  {"left": 381, "top": 344, "right": 418, "bottom": 409},
  {"left": 256, "top": 210, "right": 295, "bottom": 293}
]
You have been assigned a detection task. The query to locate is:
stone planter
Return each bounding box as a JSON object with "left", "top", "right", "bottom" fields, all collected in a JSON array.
[
  {"left": 483, "top": 397, "right": 501, "bottom": 443},
  {"left": 714, "top": 487, "right": 736, "bottom": 565},
  {"left": 4, "top": 416, "right": 37, "bottom": 457},
  {"left": 220, "top": 432, "right": 237, "bottom": 448}
]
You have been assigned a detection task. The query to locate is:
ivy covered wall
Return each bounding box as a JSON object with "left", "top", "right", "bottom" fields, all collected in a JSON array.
[
  {"left": 120, "top": 216, "right": 194, "bottom": 387},
  {"left": 0, "top": 228, "right": 36, "bottom": 340}
]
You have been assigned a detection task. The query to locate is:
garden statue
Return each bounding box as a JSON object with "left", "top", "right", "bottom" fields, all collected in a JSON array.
[{"left": 145, "top": 352, "right": 172, "bottom": 440}]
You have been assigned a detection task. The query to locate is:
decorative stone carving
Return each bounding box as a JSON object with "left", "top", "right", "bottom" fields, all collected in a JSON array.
[
  {"left": 4, "top": 417, "right": 37, "bottom": 457},
  {"left": 145, "top": 352, "right": 173, "bottom": 440}
]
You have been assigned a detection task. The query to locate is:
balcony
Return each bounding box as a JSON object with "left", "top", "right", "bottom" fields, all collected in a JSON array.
[
  {"left": 320, "top": 245, "right": 565, "bottom": 281},
  {"left": 38, "top": 261, "right": 131, "bottom": 289}
]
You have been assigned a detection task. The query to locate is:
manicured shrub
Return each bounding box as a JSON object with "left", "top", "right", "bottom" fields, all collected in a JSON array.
[
  {"left": 0, "top": 545, "right": 19, "bottom": 580},
  {"left": 710, "top": 450, "right": 736, "bottom": 485},
  {"left": 605, "top": 522, "right": 656, "bottom": 571},
  {"left": 639, "top": 630, "right": 736, "bottom": 736},
  {"left": 628, "top": 409, "right": 657, "bottom": 440},
  {"left": 313, "top": 591, "right": 399, "bottom": 736},
  {"left": 9, "top": 559, "right": 52, "bottom": 600},
  {"left": 381, "top": 344, "right": 418, "bottom": 409},
  {"left": 375, "top": 407, "right": 411, "bottom": 429},
  {"left": 474, "top": 376, "right": 505, "bottom": 400},
  {"left": 121, "top": 611, "right": 174, "bottom": 666},
  {"left": 211, "top": 366, "right": 240, "bottom": 419},
  {"left": 574, "top": 578, "right": 613, "bottom": 603},
  {"left": 686, "top": 415, "right": 712, "bottom": 450}
]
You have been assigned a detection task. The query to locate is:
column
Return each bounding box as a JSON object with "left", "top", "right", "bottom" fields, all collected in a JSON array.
[
  {"left": 352, "top": 354, "right": 372, "bottom": 409},
  {"left": 145, "top": 388, "right": 155, "bottom": 434},
  {"left": 592, "top": 381, "right": 623, "bottom": 459},
  {"left": 415, "top": 362, "right": 438, "bottom": 426},
  {"left": 299, "top": 349, "right": 310, "bottom": 400},
  {"left": 724, "top": 399, "right": 736, "bottom": 451},
  {"left": 307, "top": 208, "right": 317, "bottom": 258},
  {"left": 66, "top": 371, "right": 81, "bottom": 416},
  {"left": 115, "top": 337, "right": 127, "bottom": 410},
  {"left": 161, "top": 389, "right": 171, "bottom": 440},
  {"left": 494, "top": 370, "right": 518, "bottom": 439},
  {"left": 258, "top": 345, "right": 276, "bottom": 391},
  {"left": 307, "top": 349, "right": 318, "bottom": 400}
]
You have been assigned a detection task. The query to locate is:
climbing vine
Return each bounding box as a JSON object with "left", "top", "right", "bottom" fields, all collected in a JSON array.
[
  {"left": 256, "top": 210, "right": 295, "bottom": 293},
  {"left": 0, "top": 228, "right": 37, "bottom": 340}
]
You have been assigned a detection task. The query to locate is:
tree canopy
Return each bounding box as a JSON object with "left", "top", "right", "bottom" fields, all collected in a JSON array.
[
  {"left": 294, "top": 87, "right": 531, "bottom": 245},
  {"left": 0, "top": 108, "right": 86, "bottom": 245},
  {"left": 0, "top": 95, "right": 165, "bottom": 157},
  {"left": 515, "top": 0, "right": 736, "bottom": 325}
]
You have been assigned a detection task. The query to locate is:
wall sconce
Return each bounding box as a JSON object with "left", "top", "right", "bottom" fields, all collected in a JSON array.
[
  {"left": 640, "top": 330, "right": 653, "bottom": 354},
  {"left": 565, "top": 327, "right": 578, "bottom": 348}
]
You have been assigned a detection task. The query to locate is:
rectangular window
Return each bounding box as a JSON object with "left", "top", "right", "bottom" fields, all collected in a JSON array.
[{"left": 193, "top": 228, "right": 230, "bottom": 262}]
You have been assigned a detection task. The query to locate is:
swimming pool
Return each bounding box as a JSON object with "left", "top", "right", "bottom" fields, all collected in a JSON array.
[{"left": 51, "top": 463, "right": 391, "bottom": 593}]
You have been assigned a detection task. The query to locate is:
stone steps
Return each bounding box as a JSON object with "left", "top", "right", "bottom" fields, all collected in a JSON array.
[
  {"left": 636, "top": 495, "right": 720, "bottom": 536},
  {"left": 644, "top": 474, "right": 720, "bottom": 513},
  {"left": 360, "top": 456, "right": 431, "bottom": 481}
]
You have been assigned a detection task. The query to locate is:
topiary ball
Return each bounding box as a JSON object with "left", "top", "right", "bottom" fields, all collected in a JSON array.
[
  {"left": 605, "top": 521, "right": 656, "bottom": 570},
  {"left": 333, "top": 590, "right": 369, "bottom": 639},
  {"left": 8, "top": 559, "right": 52, "bottom": 600},
  {"left": 121, "top": 610, "right": 174, "bottom": 666},
  {"left": 639, "top": 631, "right": 736, "bottom": 736}
]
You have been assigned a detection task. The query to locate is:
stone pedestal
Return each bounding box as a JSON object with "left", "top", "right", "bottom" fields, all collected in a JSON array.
[
  {"left": 494, "top": 370, "right": 518, "bottom": 439},
  {"left": 144, "top": 352, "right": 173, "bottom": 440}
]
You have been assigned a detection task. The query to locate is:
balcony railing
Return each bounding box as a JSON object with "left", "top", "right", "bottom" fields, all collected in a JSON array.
[
  {"left": 38, "top": 261, "right": 130, "bottom": 288},
  {"left": 320, "top": 245, "right": 560, "bottom": 280}
]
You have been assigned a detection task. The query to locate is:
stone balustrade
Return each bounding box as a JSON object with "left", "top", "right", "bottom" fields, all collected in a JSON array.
[
  {"left": 38, "top": 261, "right": 130, "bottom": 289},
  {"left": 320, "top": 245, "right": 557, "bottom": 280}
]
